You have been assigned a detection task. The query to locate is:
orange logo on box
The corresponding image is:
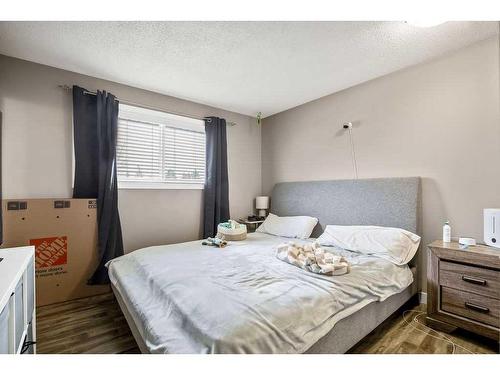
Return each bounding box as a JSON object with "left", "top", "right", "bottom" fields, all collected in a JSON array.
[{"left": 30, "top": 236, "right": 68, "bottom": 268}]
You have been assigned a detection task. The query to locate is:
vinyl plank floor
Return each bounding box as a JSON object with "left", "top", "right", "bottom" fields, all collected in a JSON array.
[
  {"left": 36, "top": 293, "right": 499, "bottom": 354},
  {"left": 37, "top": 293, "right": 138, "bottom": 354},
  {"left": 348, "top": 304, "right": 499, "bottom": 354}
]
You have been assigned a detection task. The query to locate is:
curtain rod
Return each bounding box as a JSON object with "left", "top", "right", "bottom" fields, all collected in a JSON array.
[{"left": 58, "top": 85, "right": 236, "bottom": 126}]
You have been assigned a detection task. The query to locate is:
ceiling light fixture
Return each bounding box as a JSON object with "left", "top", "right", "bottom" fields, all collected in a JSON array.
[{"left": 405, "top": 21, "right": 446, "bottom": 28}]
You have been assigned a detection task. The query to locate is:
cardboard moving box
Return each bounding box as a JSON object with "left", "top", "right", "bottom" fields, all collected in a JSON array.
[{"left": 1, "top": 199, "right": 109, "bottom": 306}]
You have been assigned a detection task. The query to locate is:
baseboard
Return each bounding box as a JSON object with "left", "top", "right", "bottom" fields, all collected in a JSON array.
[{"left": 419, "top": 292, "right": 427, "bottom": 304}]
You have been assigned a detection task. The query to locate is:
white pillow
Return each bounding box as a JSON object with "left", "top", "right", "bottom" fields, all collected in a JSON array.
[
  {"left": 317, "top": 225, "right": 420, "bottom": 265},
  {"left": 256, "top": 213, "right": 318, "bottom": 239}
]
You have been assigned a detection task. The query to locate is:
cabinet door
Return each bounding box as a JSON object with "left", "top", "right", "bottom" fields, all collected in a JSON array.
[
  {"left": 0, "top": 303, "right": 9, "bottom": 354},
  {"left": 26, "top": 258, "right": 35, "bottom": 322},
  {"left": 15, "top": 279, "right": 24, "bottom": 351}
]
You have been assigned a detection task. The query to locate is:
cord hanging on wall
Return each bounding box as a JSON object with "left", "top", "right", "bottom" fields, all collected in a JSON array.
[
  {"left": 343, "top": 122, "right": 358, "bottom": 179},
  {"left": 256, "top": 112, "right": 262, "bottom": 125}
]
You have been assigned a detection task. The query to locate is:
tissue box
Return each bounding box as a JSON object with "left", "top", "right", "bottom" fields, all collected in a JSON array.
[{"left": 217, "top": 222, "right": 247, "bottom": 241}]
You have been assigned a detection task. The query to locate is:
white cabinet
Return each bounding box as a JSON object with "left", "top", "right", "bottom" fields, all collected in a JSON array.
[
  {"left": 0, "top": 246, "right": 36, "bottom": 354},
  {"left": 0, "top": 299, "right": 9, "bottom": 352}
]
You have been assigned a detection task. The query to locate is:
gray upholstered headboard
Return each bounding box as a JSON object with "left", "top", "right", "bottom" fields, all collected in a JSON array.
[{"left": 270, "top": 177, "right": 421, "bottom": 239}]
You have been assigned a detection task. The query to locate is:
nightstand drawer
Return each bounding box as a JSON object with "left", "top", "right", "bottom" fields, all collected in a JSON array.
[
  {"left": 441, "top": 287, "right": 499, "bottom": 328},
  {"left": 439, "top": 260, "right": 500, "bottom": 299}
]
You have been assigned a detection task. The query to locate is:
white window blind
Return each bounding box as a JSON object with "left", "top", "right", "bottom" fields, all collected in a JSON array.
[{"left": 117, "top": 104, "right": 206, "bottom": 189}]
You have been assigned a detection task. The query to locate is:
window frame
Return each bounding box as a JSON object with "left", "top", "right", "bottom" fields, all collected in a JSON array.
[{"left": 116, "top": 104, "right": 206, "bottom": 191}]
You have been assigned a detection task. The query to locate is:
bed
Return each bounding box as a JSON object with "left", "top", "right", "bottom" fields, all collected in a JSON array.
[{"left": 108, "top": 177, "right": 421, "bottom": 354}]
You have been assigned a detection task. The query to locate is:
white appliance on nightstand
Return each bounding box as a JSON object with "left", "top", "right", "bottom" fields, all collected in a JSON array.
[{"left": 484, "top": 208, "right": 500, "bottom": 249}]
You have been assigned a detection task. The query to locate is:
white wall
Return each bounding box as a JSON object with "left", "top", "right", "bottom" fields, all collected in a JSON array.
[
  {"left": 262, "top": 37, "right": 500, "bottom": 290},
  {"left": 0, "top": 55, "right": 262, "bottom": 252}
]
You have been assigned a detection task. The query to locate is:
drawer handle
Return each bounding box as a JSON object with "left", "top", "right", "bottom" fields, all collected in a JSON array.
[
  {"left": 465, "top": 302, "right": 490, "bottom": 313},
  {"left": 461, "top": 275, "right": 487, "bottom": 286}
]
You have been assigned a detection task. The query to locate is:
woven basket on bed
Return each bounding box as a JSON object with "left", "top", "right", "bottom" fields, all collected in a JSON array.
[{"left": 217, "top": 223, "right": 247, "bottom": 241}]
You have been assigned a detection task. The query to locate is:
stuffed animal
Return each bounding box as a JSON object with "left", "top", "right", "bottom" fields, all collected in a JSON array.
[{"left": 202, "top": 236, "right": 227, "bottom": 248}]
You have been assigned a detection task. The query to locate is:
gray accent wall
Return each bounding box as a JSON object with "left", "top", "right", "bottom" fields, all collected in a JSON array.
[
  {"left": 262, "top": 37, "right": 500, "bottom": 290},
  {"left": 0, "top": 55, "right": 261, "bottom": 253}
]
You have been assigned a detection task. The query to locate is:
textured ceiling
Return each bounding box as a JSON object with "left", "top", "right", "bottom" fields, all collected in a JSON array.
[{"left": 0, "top": 21, "right": 497, "bottom": 117}]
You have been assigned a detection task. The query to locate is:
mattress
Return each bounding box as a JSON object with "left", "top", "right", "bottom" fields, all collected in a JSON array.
[{"left": 108, "top": 232, "right": 414, "bottom": 354}]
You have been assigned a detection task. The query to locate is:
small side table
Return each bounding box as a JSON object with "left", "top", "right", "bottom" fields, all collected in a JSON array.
[
  {"left": 237, "top": 219, "right": 264, "bottom": 233},
  {"left": 426, "top": 240, "right": 499, "bottom": 341}
]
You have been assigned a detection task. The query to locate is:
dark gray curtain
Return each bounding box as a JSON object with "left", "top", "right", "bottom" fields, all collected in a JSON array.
[
  {"left": 72, "top": 87, "right": 98, "bottom": 197},
  {"left": 0, "top": 112, "right": 3, "bottom": 245},
  {"left": 73, "top": 86, "right": 124, "bottom": 284},
  {"left": 203, "top": 117, "right": 230, "bottom": 238}
]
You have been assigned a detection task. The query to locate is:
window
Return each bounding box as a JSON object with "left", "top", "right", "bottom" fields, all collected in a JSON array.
[{"left": 117, "top": 104, "right": 206, "bottom": 189}]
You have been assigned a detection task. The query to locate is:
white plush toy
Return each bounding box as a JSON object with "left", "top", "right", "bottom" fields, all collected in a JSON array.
[{"left": 276, "top": 241, "right": 350, "bottom": 276}]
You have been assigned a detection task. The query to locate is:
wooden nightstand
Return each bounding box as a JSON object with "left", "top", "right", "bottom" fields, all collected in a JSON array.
[
  {"left": 237, "top": 219, "right": 264, "bottom": 233},
  {"left": 427, "top": 240, "right": 500, "bottom": 341}
]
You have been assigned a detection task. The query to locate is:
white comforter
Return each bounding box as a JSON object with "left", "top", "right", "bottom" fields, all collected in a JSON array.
[{"left": 107, "top": 232, "right": 413, "bottom": 354}]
